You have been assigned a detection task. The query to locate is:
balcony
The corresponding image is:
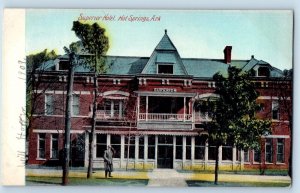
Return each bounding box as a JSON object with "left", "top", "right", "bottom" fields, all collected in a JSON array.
[
  {"left": 96, "top": 110, "right": 124, "bottom": 120},
  {"left": 194, "top": 112, "right": 212, "bottom": 122},
  {"left": 138, "top": 113, "right": 193, "bottom": 130},
  {"left": 139, "top": 113, "right": 192, "bottom": 122}
]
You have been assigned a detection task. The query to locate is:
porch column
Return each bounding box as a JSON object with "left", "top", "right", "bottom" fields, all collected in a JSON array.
[
  {"left": 183, "top": 97, "right": 186, "bottom": 122},
  {"left": 183, "top": 136, "right": 186, "bottom": 168},
  {"left": 232, "top": 146, "right": 237, "bottom": 169},
  {"left": 137, "top": 96, "right": 140, "bottom": 121},
  {"left": 154, "top": 135, "right": 158, "bottom": 168},
  {"left": 191, "top": 136, "right": 195, "bottom": 168},
  {"left": 119, "top": 101, "right": 123, "bottom": 118},
  {"left": 135, "top": 136, "right": 139, "bottom": 168},
  {"left": 173, "top": 136, "right": 176, "bottom": 169},
  {"left": 241, "top": 149, "right": 245, "bottom": 170},
  {"left": 204, "top": 142, "right": 209, "bottom": 169},
  {"left": 93, "top": 134, "right": 96, "bottom": 159},
  {"left": 218, "top": 146, "right": 222, "bottom": 165},
  {"left": 144, "top": 135, "right": 148, "bottom": 168},
  {"left": 121, "top": 135, "right": 125, "bottom": 168},
  {"left": 111, "top": 100, "right": 114, "bottom": 117},
  {"left": 146, "top": 96, "right": 149, "bottom": 121},
  {"left": 106, "top": 134, "right": 111, "bottom": 145},
  {"left": 84, "top": 131, "right": 89, "bottom": 167}
]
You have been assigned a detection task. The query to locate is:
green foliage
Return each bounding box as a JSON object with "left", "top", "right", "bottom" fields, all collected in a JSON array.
[
  {"left": 26, "top": 49, "right": 57, "bottom": 71},
  {"left": 205, "top": 66, "right": 271, "bottom": 148},
  {"left": 72, "top": 21, "right": 109, "bottom": 73}
]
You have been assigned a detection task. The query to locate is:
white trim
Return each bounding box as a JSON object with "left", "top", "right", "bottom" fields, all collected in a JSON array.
[
  {"left": 103, "top": 90, "right": 130, "bottom": 97},
  {"left": 258, "top": 96, "right": 291, "bottom": 100},
  {"left": 33, "top": 129, "right": 85, "bottom": 134},
  {"left": 262, "top": 135, "right": 289, "bottom": 139},
  {"left": 196, "top": 93, "right": 219, "bottom": 99},
  {"left": 37, "top": 90, "right": 90, "bottom": 95},
  {"left": 81, "top": 91, "right": 90, "bottom": 95}
]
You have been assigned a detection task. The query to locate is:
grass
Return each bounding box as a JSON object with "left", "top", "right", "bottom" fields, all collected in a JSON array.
[
  {"left": 186, "top": 180, "right": 290, "bottom": 187},
  {"left": 26, "top": 176, "right": 148, "bottom": 186},
  {"left": 178, "top": 169, "right": 289, "bottom": 176}
]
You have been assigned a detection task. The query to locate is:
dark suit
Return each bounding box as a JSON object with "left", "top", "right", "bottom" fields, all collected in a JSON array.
[{"left": 104, "top": 148, "right": 113, "bottom": 177}]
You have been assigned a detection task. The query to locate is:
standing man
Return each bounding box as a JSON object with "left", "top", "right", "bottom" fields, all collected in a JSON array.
[{"left": 103, "top": 145, "right": 114, "bottom": 178}]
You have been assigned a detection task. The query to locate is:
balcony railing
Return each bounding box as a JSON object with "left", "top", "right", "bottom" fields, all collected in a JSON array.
[
  {"left": 96, "top": 110, "right": 123, "bottom": 120},
  {"left": 139, "top": 113, "right": 192, "bottom": 121},
  {"left": 194, "top": 112, "right": 212, "bottom": 122}
]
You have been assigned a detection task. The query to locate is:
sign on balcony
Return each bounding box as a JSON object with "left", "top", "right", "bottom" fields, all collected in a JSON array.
[{"left": 154, "top": 88, "right": 177, "bottom": 92}]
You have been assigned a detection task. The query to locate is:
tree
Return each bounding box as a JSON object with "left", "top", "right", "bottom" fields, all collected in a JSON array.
[
  {"left": 26, "top": 49, "right": 58, "bottom": 139},
  {"left": 201, "top": 66, "right": 271, "bottom": 185},
  {"left": 72, "top": 21, "right": 109, "bottom": 178},
  {"left": 61, "top": 47, "right": 76, "bottom": 185},
  {"left": 61, "top": 41, "right": 93, "bottom": 185}
]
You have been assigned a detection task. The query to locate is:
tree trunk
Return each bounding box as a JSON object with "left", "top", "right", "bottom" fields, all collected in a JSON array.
[
  {"left": 62, "top": 54, "right": 75, "bottom": 185},
  {"left": 87, "top": 63, "right": 98, "bottom": 178},
  {"left": 214, "top": 144, "right": 220, "bottom": 185}
]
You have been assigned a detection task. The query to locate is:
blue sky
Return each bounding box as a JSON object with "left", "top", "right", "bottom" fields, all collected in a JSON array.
[{"left": 26, "top": 9, "right": 293, "bottom": 70}]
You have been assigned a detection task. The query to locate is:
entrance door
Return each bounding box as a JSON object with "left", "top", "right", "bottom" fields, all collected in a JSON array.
[
  {"left": 157, "top": 145, "right": 173, "bottom": 168},
  {"left": 157, "top": 136, "right": 173, "bottom": 168}
]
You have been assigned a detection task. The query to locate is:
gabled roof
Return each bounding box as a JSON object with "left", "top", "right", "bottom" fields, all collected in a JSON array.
[
  {"left": 36, "top": 30, "right": 285, "bottom": 78},
  {"left": 141, "top": 30, "right": 188, "bottom": 75},
  {"left": 155, "top": 30, "right": 177, "bottom": 51}
]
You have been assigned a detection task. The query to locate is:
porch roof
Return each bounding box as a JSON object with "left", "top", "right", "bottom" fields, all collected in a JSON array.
[{"left": 135, "top": 91, "right": 196, "bottom": 97}]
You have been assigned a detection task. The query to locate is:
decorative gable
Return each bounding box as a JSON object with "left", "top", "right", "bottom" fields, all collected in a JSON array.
[{"left": 141, "top": 30, "right": 188, "bottom": 75}]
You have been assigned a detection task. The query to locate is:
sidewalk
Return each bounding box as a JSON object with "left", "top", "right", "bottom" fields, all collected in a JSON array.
[
  {"left": 26, "top": 167, "right": 291, "bottom": 187},
  {"left": 147, "top": 169, "right": 187, "bottom": 187}
]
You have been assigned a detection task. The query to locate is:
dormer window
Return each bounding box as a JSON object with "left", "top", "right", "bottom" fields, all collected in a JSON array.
[
  {"left": 258, "top": 66, "right": 270, "bottom": 77},
  {"left": 57, "top": 60, "right": 69, "bottom": 71},
  {"left": 158, "top": 64, "right": 173, "bottom": 74}
]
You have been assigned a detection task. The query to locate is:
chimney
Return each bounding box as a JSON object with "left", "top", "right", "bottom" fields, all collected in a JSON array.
[{"left": 223, "top": 46, "right": 232, "bottom": 64}]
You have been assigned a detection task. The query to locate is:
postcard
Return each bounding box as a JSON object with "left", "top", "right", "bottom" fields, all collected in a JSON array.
[{"left": 2, "top": 9, "right": 293, "bottom": 187}]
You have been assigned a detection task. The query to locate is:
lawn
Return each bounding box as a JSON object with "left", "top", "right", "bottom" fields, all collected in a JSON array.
[
  {"left": 26, "top": 176, "right": 148, "bottom": 186},
  {"left": 186, "top": 180, "right": 290, "bottom": 187}
]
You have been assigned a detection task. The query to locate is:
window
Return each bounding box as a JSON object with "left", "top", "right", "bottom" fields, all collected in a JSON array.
[
  {"left": 38, "top": 133, "right": 46, "bottom": 159},
  {"left": 277, "top": 139, "right": 284, "bottom": 163},
  {"left": 236, "top": 149, "right": 241, "bottom": 162},
  {"left": 258, "top": 66, "right": 270, "bottom": 77},
  {"left": 111, "top": 135, "right": 121, "bottom": 159},
  {"left": 208, "top": 145, "right": 217, "bottom": 160},
  {"left": 222, "top": 146, "right": 233, "bottom": 161},
  {"left": 244, "top": 149, "right": 250, "bottom": 162},
  {"left": 195, "top": 136, "right": 205, "bottom": 160},
  {"left": 96, "top": 134, "right": 107, "bottom": 158},
  {"left": 125, "top": 136, "right": 135, "bottom": 159},
  {"left": 186, "top": 137, "right": 191, "bottom": 160},
  {"left": 72, "top": 95, "right": 80, "bottom": 116},
  {"left": 58, "top": 60, "right": 69, "bottom": 71},
  {"left": 176, "top": 136, "right": 183, "bottom": 159},
  {"left": 272, "top": 101, "right": 279, "bottom": 120},
  {"left": 254, "top": 150, "right": 261, "bottom": 163},
  {"left": 148, "top": 135, "right": 155, "bottom": 159},
  {"left": 71, "top": 133, "right": 85, "bottom": 160},
  {"left": 138, "top": 136, "right": 144, "bottom": 159},
  {"left": 158, "top": 64, "right": 173, "bottom": 74},
  {"left": 51, "top": 134, "right": 58, "bottom": 159},
  {"left": 265, "top": 139, "right": 273, "bottom": 163},
  {"left": 45, "top": 95, "right": 54, "bottom": 115},
  {"left": 99, "top": 100, "right": 124, "bottom": 119}
]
